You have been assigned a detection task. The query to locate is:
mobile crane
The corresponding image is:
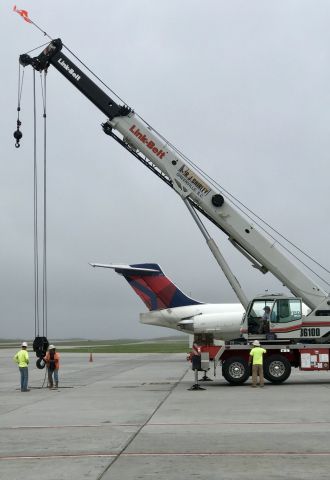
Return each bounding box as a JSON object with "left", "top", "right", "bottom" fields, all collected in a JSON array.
[{"left": 18, "top": 39, "right": 330, "bottom": 384}]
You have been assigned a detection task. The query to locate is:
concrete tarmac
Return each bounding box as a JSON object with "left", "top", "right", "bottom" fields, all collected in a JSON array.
[{"left": 1, "top": 349, "right": 330, "bottom": 479}]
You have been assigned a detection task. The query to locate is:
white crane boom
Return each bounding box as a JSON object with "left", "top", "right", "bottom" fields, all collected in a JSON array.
[{"left": 19, "top": 39, "right": 330, "bottom": 342}]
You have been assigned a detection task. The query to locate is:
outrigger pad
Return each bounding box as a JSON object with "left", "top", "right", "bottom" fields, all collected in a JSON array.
[{"left": 188, "top": 384, "right": 206, "bottom": 391}]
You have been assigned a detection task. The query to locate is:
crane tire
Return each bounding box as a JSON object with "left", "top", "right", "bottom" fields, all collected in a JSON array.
[
  {"left": 222, "top": 356, "right": 250, "bottom": 385},
  {"left": 263, "top": 355, "right": 291, "bottom": 384}
]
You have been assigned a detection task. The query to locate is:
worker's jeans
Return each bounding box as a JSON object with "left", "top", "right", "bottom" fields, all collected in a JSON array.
[
  {"left": 252, "top": 364, "right": 264, "bottom": 386},
  {"left": 47, "top": 368, "right": 59, "bottom": 387},
  {"left": 19, "top": 367, "right": 29, "bottom": 391}
]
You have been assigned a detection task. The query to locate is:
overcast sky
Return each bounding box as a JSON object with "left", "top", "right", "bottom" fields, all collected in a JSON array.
[{"left": 1, "top": 1, "right": 330, "bottom": 340}]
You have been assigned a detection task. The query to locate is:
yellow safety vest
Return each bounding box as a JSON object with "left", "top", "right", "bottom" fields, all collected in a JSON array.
[
  {"left": 13, "top": 349, "right": 29, "bottom": 367},
  {"left": 249, "top": 347, "right": 266, "bottom": 365}
]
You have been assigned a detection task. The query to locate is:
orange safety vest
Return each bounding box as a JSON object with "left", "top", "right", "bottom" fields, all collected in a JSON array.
[{"left": 44, "top": 351, "right": 60, "bottom": 370}]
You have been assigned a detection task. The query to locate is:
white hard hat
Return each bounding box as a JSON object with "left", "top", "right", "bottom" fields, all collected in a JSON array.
[
  {"left": 21, "top": 342, "right": 28, "bottom": 347},
  {"left": 48, "top": 344, "right": 55, "bottom": 350},
  {"left": 253, "top": 340, "right": 260, "bottom": 346}
]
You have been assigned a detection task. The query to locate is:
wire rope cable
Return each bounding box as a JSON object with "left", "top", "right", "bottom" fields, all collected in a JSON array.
[
  {"left": 17, "top": 63, "right": 25, "bottom": 115},
  {"left": 42, "top": 366, "right": 48, "bottom": 388},
  {"left": 62, "top": 43, "right": 129, "bottom": 107},
  {"left": 40, "top": 71, "right": 48, "bottom": 337},
  {"left": 23, "top": 41, "right": 50, "bottom": 56},
  {"left": 164, "top": 143, "right": 330, "bottom": 281},
  {"left": 16, "top": 47, "right": 50, "bottom": 364},
  {"left": 14, "top": 62, "right": 25, "bottom": 148},
  {"left": 33, "top": 70, "right": 40, "bottom": 337},
  {"left": 133, "top": 115, "right": 330, "bottom": 285}
]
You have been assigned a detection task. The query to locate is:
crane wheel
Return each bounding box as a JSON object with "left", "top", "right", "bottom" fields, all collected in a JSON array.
[
  {"left": 263, "top": 355, "right": 291, "bottom": 384},
  {"left": 222, "top": 356, "right": 250, "bottom": 385}
]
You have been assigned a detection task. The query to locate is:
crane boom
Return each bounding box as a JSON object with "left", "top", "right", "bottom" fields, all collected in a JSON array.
[{"left": 19, "top": 39, "right": 329, "bottom": 315}]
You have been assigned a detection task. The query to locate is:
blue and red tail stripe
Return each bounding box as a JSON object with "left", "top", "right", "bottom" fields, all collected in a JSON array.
[{"left": 115, "top": 263, "right": 202, "bottom": 311}]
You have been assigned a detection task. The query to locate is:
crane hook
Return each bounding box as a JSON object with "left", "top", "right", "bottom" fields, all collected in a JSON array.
[{"left": 13, "top": 119, "right": 22, "bottom": 148}]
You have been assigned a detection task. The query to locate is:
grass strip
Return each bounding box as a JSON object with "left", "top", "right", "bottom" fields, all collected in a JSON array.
[{"left": 63, "top": 341, "right": 189, "bottom": 354}]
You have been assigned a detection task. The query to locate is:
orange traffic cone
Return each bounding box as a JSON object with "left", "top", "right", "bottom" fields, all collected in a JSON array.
[{"left": 89, "top": 352, "right": 93, "bottom": 362}]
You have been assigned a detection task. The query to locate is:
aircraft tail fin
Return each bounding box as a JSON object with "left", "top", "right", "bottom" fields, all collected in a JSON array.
[{"left": 90, "top": 262, "right": 202, "bottom": 311}]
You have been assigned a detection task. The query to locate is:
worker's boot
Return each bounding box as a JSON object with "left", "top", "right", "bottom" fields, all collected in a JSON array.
[
  {"left": 54, "top": 382, "right": 58, "bottom": 389},
  {"left": 48, "top": 381, "right": 53, "bottom": 389}
]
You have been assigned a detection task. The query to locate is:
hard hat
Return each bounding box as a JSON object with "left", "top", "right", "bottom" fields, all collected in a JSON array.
[
  {"left": 253, "top": 340, "right": 260, "bottom": 346},
  {"left": 48, "top": 344, "right": 55, "bottom": 350},
  {"left": 21, "top": 341, "right": 28, "bottom": 347}
]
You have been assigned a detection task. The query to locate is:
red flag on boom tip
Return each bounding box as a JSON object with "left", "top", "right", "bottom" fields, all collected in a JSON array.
[{"left": 13, "top": 5, "right": 32, "bottom": 23}]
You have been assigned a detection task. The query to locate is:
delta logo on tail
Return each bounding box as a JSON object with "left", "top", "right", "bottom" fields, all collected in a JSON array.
[
  {"left": 111, "top": 263, "right": 201, "bottom": 310},
  {"left": 90, "top": 262, "right": 244, "bottom": 341}
]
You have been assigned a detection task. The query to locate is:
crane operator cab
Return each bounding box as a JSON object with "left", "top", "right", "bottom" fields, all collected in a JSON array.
[{"left": 241, "top": 295, "right": 303, "bottom": 341}]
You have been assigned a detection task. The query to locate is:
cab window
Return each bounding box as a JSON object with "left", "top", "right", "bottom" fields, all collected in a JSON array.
[
  {"left": 272, "top": 299, "right": 302, "bottom": 323},
  {"left": 247, "top": 300, "right": 274, "bottom": 333},
  {"left": 249, "top": 300, "right": 273, "bottom": 319}
]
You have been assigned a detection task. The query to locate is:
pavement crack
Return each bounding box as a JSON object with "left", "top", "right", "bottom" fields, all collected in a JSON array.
[{"left": 95, "top": 366, "right": 189, "bottom": 480}]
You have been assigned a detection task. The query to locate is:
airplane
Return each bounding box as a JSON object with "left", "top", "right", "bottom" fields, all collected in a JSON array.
[{"left": 89, "top": 262, "right": 245, "bottom": 341}]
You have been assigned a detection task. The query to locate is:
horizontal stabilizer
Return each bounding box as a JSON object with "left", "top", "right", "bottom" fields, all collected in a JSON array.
[{"left": 89, "top": 263, "right": 160, "bottom": 275}]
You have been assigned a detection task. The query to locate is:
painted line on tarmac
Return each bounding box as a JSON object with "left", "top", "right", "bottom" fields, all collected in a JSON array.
[
  {"left": 1, "top": 424, "right": 141, "bottom": 430},
  {"left": 124, "top": 452, "right": 330, "bottom": 456},
  {"left": 2, "top": 452, "right": 330, "bottom": 460},
  {"left": 3, "top": 420, "right": 329, "bottom": 431},
  {"left": 146, "top": 421, "right": 330, "bottom": 426},
  {"left": 0, "top": 454, "right": 116, "bottom": 460}
]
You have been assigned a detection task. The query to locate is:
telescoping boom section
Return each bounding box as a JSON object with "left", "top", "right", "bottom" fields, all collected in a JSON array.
[{"left": 19, "top": 39, "right": 330, "bottom": 342}]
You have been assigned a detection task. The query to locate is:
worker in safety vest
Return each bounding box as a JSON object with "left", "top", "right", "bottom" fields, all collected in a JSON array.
[
  {"left": 13, "top": 342, "right": 30, "bottom": 392},
  {"left": 43, "top": 345, "right": 60, "bottom": 389},
  {"left": 249, "top": 340, "right": 266, "bottom": 388}
]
